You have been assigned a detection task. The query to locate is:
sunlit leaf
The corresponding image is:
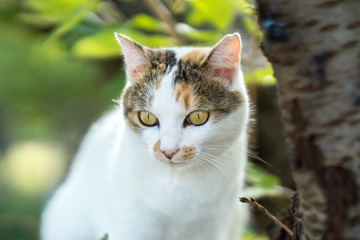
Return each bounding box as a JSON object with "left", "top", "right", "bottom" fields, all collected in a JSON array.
[
  {"left": 243, "top": 185, "right": 282, "bottom": 199},
  {"left": 72, "top": 27, "right": 175, "bottom": 58},
  {"left": 71, "top": 29, "right": 120, "bottom": 58},
  {"left": 245, "top": 162, "right": 281, "bottom": 198},
  {"left": 131, "top": 14, "right": 166, "bottom": 32},
  {"left": 115, "top": 28, "right": 175, "bottom": 48},
  {"left": 20, "top": 0, "right": 89, "bottom": 26},
  {"left": 186, "top": 0, "right": 235, "bottom": 31},
  {"left": 242, "top": 229, "right": 270, "bottom": 240},
  {"left": 244, "top": 66, "right": 276, "bottom": 85},
  {"left": 246, "top": 162, "right": 280, "bottom": 187},
  {"left": 176, "top": 23, "right": 221, "bottom": 44}
]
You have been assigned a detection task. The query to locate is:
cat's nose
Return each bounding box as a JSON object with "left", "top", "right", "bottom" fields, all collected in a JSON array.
[
  {"left": 160, "top": 133, "right": 180, "bottom": 159},
  {"left": 161, "top": 148, "right": 180, "bottom": 159}
]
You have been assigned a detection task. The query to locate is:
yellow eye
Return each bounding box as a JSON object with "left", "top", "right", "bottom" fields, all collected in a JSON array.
[
  {"left": 187, "top": 110, "right": 209, "bottom": 126},
  {"left": 138, "top": 111, "right": 158, "bottom": 126}
]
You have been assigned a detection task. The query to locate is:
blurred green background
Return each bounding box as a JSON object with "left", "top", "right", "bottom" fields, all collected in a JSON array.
[{"left": 0, "top": 0, "right": 293, "bottom": 239}]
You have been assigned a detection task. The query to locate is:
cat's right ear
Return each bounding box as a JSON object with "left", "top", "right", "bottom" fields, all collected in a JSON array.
[{"left": 115, "top": 33, "right": 150, "bottom": 83}]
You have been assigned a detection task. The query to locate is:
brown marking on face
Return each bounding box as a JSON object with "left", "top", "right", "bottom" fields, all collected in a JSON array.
[
  {"left": 153, "top": 139, "right": 163, "bottom": 160},
  {"left": 177, "top": 146, "right": 197, "bottom": 161},
  {"left": 174, "top": 83, "right": 200, "bottom": 110},
  {"left": 155, "top": 75, "right": 163, "bottom": 89},
  {"left": 181, "top": 49, "right": 209, "bottom": 65},
  {"left": 183, "top": 92, "right": 191, "bottom": 110}
]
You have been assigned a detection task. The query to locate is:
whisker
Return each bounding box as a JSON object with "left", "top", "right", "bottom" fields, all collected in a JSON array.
[
  {"left": 197, "top": 157, "right": 218, "bottom": 188},
  {"left": 198, "top": 157, "right": 232, "bottom": 184},
  {"left": 197, "top": 151, "right": 231, "bottom": 169},
  {"left": 200, "top": 147, "right": 229, "bottom": 150},
  {"left": 197, "top": 153, "right": 233, "bottom": 183},
  {"left": 196, "top": 158, "right": 216, "bottom": 188},
  {"left": 202, "top": 144, "right": 228, "bottom": 148},
  {"left": 245, "top": 174, "right": 261, "bottom": 183},
  {"left": 247, "top": 151, "right": 271, "bottom": 166}
]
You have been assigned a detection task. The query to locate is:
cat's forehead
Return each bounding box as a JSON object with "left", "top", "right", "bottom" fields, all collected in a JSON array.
[
  {"left": 152, "top": 48, "right": 208, "bottom": 109},
  {"left": 152, "top": 68, "right": 187, "bottom": 120}
]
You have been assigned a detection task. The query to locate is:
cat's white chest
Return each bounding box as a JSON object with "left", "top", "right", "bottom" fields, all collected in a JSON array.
[{"left": 98, "top": 152, "right": 241, "bottom": 240}]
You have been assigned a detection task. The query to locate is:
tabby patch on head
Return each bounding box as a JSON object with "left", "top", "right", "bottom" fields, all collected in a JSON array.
[{"left": 115, "top": 33, "right": 246, "bottom": 167}]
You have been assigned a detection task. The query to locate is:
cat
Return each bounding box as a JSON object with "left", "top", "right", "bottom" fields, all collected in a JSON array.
[{"left": 41, "top": 32, "right": 250, "bottom": 240}]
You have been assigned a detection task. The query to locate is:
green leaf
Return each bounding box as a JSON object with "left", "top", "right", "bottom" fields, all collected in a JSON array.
[
  {"left": 242, "top": 229, "right": 270, "bottom": 240},
  {"left": 20, "top": 0, "right": 89, "bottom": 26},
  {"left": 244, "top": 66, "right": 276, "bottom": 85},
  {"left": 246, "top": 162, "right": 280, "bottom": 188},
  {"left": 243, "top": 185, "right": 281, "bottom": 199},
  {"left": 114, "top": 28, "right": 175, "bottom": 48},
  {"left": 131, "top": 14, "right": 166, "bottom": 32},
  {"left": 176, "top": 23, "right": 222, "bottom": 45},
  {"left": 71, "top": 29, "right": 120, "bottom": 58},
  {"left": 244, "top": 161, "right": 283, "bottom": 198},
  {"left": 43, "top": 0, "right": 101, "bottom": 43},
  {"left": 186, "top": 0, "right": 235, "bottom": 31},
  {"left": 72, "top": 27, "right": 175, "bottom": 59}
]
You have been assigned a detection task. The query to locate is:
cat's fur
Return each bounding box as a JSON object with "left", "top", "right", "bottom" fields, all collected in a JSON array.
[{"left": 41, "top": 33, "right": 249, "bottom": 240}]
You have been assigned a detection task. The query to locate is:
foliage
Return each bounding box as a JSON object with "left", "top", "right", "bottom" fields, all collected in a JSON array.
[
  {"left": 13, "top": 0, "right": 261, "bottom": 58},
  {"left": 245, "top": 162, "right": 281, "bottom": 199},
  {"left": 242, "top": 230, "right": 270, "bottom": 240}
]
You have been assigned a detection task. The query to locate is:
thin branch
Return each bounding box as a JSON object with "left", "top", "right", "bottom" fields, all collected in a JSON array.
[
  {"left": 240, "top": 197, "right": 293, "bottom": 237},
  {"left": 144, "top": 0, "right": 184, "bottom": 45}
]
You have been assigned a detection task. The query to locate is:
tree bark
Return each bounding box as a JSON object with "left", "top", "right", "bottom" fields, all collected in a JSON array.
[{"left": 254, "top": 0, "right": 360, "bottom": 239}]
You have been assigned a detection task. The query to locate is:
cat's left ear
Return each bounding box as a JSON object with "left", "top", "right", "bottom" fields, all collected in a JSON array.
[
  {"left": 115, "top": 33, "right": 151, "bottom": 83},
  {"left": 204, "top": 33, "right": 242, "bottom": 86}
]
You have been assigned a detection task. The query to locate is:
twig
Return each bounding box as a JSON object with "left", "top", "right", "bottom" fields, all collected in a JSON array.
[
  {"left": 144, "top": 0, "right": 184, "bottom": 45},
  {"left": 240, "top": 197, "right": 293, "bottom": 237}
]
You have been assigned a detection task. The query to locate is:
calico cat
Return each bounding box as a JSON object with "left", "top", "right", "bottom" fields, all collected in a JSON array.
[{"left": 41, "top": 32, "right": 250, "bottom": 240}]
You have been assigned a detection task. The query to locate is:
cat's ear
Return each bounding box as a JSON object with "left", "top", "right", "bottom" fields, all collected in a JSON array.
[
  {"left": 204, "top": 33, "right": 242, "bottom": 86},
  {"left": 115, "top": 33, "right": 150, "bottom": 83}
]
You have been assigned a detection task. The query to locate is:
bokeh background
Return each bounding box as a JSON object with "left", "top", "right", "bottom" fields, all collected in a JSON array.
[{"left": 0, "top": 0, "right": 294, "bottom": 239}]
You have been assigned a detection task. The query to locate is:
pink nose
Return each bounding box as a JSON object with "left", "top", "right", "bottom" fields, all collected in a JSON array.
[{"left": 161, "top": 148, "right": 180, "bottom": 159}]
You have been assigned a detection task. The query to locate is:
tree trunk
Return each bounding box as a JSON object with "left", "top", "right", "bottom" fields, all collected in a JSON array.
[{"left": 254, "top": 0, "right": 360, "bottom": 239}]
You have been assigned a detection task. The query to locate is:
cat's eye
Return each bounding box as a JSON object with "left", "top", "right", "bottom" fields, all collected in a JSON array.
[
  {"left": 138, "top": 111, "right": 158, "bottom": 127},
  {"left": 186, "top": 110, "right": 209, "bottom": 126}
]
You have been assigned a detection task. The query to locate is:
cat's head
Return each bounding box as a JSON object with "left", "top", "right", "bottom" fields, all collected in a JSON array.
[{"left": 115, "top": 33, "right": 249, "bottom": 168}]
